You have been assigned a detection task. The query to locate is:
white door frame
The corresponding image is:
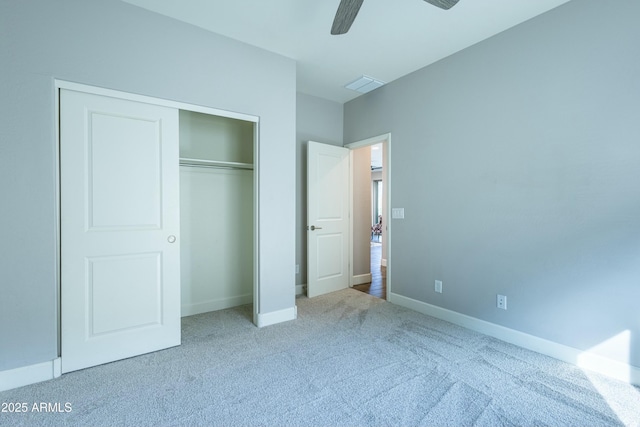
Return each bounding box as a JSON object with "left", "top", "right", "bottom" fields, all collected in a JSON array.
[
  {"left": 54, "top": 80, "right": 261, "bottom": 361},
  {"left": 345, "top": 133, "right": 391, "bottom": 300}
]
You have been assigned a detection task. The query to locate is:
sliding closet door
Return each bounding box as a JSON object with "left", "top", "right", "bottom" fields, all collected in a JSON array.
[{"left": 60, "top": 89, "right": 181, "bottom": 373}]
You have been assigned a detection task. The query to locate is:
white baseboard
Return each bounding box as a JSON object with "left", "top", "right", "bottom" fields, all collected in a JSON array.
[
  {"left": 296, "top": 284, "right": 305, "bottom": 296},
  {"left": 352, "top": 273, "right": 372, "bottom": 286},
  {"left": 181, "top": 294, "right": 252, "bottom": 317},
  {"left": 0, "top": 358, "right": 61, "bottom": 392},
  {"left": 389, "top": 292, "right": 640, "bottom": 386},
  {"left": 381, "top": 258, "right": 387, "bottom": 267},
  {"left": 257, "top": 305, "right": 297, "bottom": 328}
]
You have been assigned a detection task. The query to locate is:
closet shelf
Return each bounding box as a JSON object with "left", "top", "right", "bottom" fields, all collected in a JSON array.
[{"left": 179, "top": 157, "right": 253, "bottom": 170}]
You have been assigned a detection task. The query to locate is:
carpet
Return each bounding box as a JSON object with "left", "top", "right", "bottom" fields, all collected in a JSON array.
[{"left": 1, "top": 289, "right": 638, "bottom": 426}]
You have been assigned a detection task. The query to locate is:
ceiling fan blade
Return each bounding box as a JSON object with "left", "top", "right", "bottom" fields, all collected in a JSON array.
[
  {"left": 331, "top": 0, "right": 365, "bottom": 35},
  {"left": 423, "top": 0, "right": 460, "bottom": 10}
]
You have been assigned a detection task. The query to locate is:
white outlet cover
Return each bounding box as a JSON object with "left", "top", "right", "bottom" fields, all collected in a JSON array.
[
  {"left": 392, "top": 208, "right": 405, "bottom": 219},
  {"left": 497, "top": 294, "right": 507, "bottom": 310}
]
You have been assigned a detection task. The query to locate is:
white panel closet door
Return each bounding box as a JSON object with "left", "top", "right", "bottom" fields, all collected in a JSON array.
[
  {"left": 60, "top": 89, "right": 181, "bottom": 373},
  {"left": 307, "top": 141, "right": 350, "bottom": 298}
]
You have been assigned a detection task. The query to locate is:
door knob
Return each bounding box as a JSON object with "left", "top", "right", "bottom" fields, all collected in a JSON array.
[
  {"left": 310, "top": 225, "right": 323, "bottom": 231},
  {"left": 167, "top": 235, "right": 176, "bottom": 243}
]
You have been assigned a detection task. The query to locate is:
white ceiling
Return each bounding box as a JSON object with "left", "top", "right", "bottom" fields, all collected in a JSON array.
[{"left": 122, "top": 0, "right": 572, "bottom": 104}]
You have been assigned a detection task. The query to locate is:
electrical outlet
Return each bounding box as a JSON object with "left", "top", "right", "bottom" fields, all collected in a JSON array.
[
  {"left": 497, "top": 294, "right": 507, "bottom": 310},
  {"left": 435, "top": 280, "right": 443, "bottom": 294},
  {"left": 295, "top": 264, "right": 300, "bottom": 274}
]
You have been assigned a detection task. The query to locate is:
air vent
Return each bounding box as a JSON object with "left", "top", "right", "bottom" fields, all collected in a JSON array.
[{"left": 345, "top": 75, "right": 385, "bottom": 94}]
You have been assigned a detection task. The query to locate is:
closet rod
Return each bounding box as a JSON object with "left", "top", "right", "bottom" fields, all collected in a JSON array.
[{"left": 179, "top": 157, "right": 253, "bottom": 171}]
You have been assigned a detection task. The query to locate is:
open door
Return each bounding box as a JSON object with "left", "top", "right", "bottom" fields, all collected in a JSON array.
[
  {"left": 307, "top": 141, "right": 350, "bottom": 298},
  {"left": 60, "top": 89, "right": 181, "bottom": 373}
]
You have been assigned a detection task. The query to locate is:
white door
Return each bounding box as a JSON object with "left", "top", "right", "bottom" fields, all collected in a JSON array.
[
  {"left": 307, "top": 141, "right": 350, "bottom": 298},
  {"left": 60, "top": 89, "right": 181, "bottom": 373}
]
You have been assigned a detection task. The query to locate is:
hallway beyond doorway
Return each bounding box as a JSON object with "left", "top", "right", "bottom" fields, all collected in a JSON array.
[{"left": 353, "top": 242, "right": 386, "bottom": 299}]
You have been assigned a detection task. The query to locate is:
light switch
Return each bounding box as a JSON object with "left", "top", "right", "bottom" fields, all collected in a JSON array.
[{"left": 392, "top": 208, "right": 405, "bottom": 219}]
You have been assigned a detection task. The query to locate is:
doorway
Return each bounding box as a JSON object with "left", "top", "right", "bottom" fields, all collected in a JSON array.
[{"left": 346, "top": 134, "right": 391, "bottom": 300}]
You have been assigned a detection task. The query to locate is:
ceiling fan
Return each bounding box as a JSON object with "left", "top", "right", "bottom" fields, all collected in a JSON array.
[{"left": 331, "top": 0, "right": 460, "bottom": 35}]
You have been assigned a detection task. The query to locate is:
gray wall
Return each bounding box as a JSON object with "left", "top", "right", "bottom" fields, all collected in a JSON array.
[
  {"left": 295, "top": 93, "right": 343, "bottom": 288},
  {"left": 344, "top": 0, "right": 640, "bottom": 367},
  {"left": 0, "top": 0, "right": 296, "bottom": 372}
]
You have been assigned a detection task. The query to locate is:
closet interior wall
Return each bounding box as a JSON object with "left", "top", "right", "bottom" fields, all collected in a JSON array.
[{"left": 179, "top": 110, "right": 255, "bottom": 317}]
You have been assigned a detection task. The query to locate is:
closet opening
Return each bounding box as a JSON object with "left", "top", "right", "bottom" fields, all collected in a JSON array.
[
  {"left": 178, "top": 110, "right": 256, "bottom": 318},
  {"left": 57, "top": 81, "right": 262, "bottom": 374}
]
